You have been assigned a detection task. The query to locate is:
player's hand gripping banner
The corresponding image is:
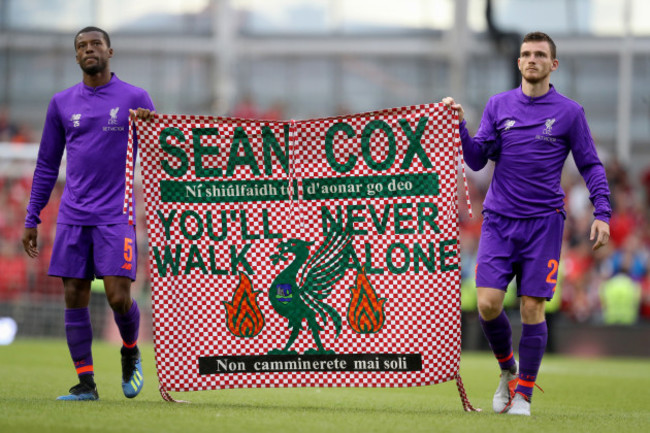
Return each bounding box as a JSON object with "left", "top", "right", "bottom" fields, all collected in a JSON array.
[{"left": 126, "top": 103, "right": 477, "bottom": 409}]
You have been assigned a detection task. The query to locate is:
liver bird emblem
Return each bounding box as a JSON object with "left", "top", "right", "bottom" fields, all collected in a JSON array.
[{"left": 267, "top": 230, "right": 351, "bottom": 354}]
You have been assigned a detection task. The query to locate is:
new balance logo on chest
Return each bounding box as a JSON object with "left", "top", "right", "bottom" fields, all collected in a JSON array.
[{"left": 71, "top": 114, "right": 82, "bottom": 128}]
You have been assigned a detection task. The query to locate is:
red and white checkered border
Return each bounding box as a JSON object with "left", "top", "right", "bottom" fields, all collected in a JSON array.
[{"left": 130, "top": 103, "right": 477, "bottom": 410}]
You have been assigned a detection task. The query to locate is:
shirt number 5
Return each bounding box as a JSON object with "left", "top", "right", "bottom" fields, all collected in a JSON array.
[{"left": 124, "top": 238, "right": 134, "bottom": 263}]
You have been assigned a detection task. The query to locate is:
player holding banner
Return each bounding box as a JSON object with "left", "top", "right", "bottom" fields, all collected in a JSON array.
[
  {"left": 443, "top": 32, "right": 611, "bottom": 415},
  {"left": 22, "top": 27, "right": 155, "bottom": 401}
]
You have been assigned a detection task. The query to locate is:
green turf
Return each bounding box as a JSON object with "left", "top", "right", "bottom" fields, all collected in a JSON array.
[{"left": 1, "top": 339, "right": 648, "bottom": 433}]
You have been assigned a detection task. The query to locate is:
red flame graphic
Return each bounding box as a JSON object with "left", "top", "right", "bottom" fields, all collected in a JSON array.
[
  {"left": 223, "top": 273, "right": 265, "bottom": 338},
  {"left": 347, "top": 267, "right": 387, "bottom": 334}
]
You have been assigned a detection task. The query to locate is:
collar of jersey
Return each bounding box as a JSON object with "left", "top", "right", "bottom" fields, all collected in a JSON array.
[
  {"left": 81, "top": 72, "right": 118, "bottom": 93},
  {"left": 517, "top": 83, "right": 556, "bottom": 103}
]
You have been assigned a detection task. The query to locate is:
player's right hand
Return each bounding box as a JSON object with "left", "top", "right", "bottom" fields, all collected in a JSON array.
[
  {"left": 441, "top": 97, "right": 465, "bottom": 123},
  {"left": 129, "top": 108, "right": 156, "bottom": 121},
  {"left": 22, "top": 227, "right": 39, "bottom": 258}
]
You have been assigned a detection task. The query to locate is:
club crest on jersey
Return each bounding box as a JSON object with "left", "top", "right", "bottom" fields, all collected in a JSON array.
[
  {"left": 504, "top": 120, "right": 516, "bottom": 131},
  {"left": 543, "top": 118, "right": 556, "bottom": 135},
  {"left": 71, "top": 114, "right": 82, "bottom": 128},
  {"left": 103, "top": 107, "right": 124, "bottom": 131},
  {"left": 109, "top": 107, "right": 120, "bottom": 125}
]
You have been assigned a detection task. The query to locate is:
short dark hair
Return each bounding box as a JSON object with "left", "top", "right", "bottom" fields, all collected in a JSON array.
[
  {"left": 74, "top": 26, "right": 111, "bottom": 49},
  {"left": 522, "top": 31, "right": 556, "bottom": 59}
]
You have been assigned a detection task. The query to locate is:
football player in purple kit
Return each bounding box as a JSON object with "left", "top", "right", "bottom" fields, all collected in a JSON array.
[
  {"left": 22, "top": 27, "right": 155, "bottom": 401},
  {"left": 443, "top": 32, "right": 611, "bottom": 415}
]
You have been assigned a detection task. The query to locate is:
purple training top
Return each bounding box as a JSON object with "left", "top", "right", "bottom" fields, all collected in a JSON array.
[
  {"left": 459, "top": 85, "right": 611, "bottom": 222},
  {"left": 25, "top": 74, "right": 154, "bottom": 227}
]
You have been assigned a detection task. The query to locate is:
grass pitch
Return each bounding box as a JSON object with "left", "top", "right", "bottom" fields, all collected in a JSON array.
[{"left": 1, "top": 339, "right": 648, "bottom": 433}]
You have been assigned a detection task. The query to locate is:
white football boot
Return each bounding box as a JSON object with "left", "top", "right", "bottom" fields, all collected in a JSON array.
[{"left": 493, "top": 361, "right": 518, "bottom": 413}]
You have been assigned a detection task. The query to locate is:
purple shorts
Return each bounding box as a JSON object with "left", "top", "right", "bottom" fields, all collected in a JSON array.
[
  {"left": 475, "top": 210, "right": 564, "bottom": 300},
  {"left": 49, "top": 224, "right": 137, "bottom": 281}
]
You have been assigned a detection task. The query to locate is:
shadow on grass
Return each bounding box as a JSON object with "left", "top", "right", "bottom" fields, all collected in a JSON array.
[
  {"left": 162, "top": 400, "right": 469, "bottom": 417},
  {"left": 3, "top": 395, "right": 476, "bottom": 418}
]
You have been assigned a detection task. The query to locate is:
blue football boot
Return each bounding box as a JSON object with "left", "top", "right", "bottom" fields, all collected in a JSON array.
[
  {"left": 121, "top": 347, "right": 144, "bottom": 398},
  {"left": 57, "top": 382, "right": 99, "bottom": 401}
]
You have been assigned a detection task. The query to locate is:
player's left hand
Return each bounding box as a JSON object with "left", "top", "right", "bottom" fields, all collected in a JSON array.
[
  {"left": 441, "top": 97, "right": 465, "bottom": 123},
  {"left": 22, "top": 227, "right": 39, "bottom": 258},
  {"left": 129, "top": 108, "right": 156, "bottom": 121},
  {"left": 590, "top": 219, "right": 610, "bottom": 251}
]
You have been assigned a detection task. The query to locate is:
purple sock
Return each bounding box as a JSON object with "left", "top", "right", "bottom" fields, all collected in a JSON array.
[
  {"left": 65, "top": 308, "right": 94, "bottom": 378},
  {"left": 515, "top": 321, "right": 548, "bottom": 399},
  {"left": 479, "top": 310, "right": 516, "bottom": 371},
  {"left": 114, "top": 299, "right": 140, "bottom": 349}
]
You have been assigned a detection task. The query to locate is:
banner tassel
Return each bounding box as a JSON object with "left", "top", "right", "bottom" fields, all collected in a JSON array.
[
  {"left": 159, "top": 384, "right": 190, "bottom": 404},
  {"left": 453, "top": 114, "right": 473, "bottom": 219},
  {"left": 455, "top": 374, "right": 481, "bottom": 412},
  {"left": 123, "top": 119, "right": 136, "bottom": 225}
]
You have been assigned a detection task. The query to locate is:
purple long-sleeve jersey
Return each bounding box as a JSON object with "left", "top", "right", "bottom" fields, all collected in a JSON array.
[
  {"left": 25, "top": 74, "right": 154, "bottom": 227},
  {"left": 459, "top": 85, "right": 611, "bottom": 222}
]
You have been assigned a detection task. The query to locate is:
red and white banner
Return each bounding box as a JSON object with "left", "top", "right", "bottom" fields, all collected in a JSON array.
[{"left": 129, "top": 103, "right": 477, "bottom": 409}]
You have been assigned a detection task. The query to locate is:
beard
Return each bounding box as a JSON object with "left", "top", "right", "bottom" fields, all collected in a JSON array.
[
  {"left": 80, "top": 58, "right": 108, "bottom": 75},
  {"left": 521, "top": 68, "right": 551, "bottom": 85}
]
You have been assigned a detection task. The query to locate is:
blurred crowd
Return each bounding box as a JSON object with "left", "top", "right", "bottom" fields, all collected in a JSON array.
[
  {"left": 1, "top": 101, "right": 649, "bottom": 327},
  {"left": 0, "top": 107, "right": 34, "bottom": 145}
]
